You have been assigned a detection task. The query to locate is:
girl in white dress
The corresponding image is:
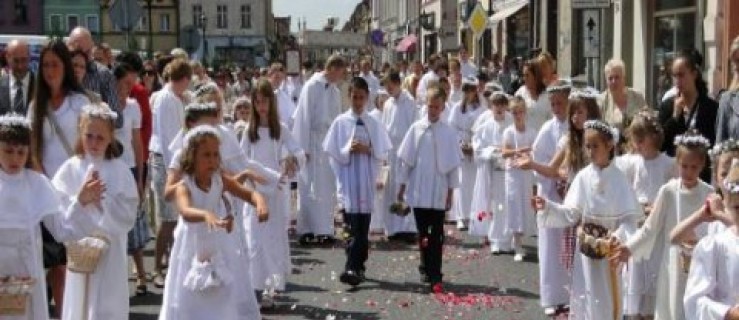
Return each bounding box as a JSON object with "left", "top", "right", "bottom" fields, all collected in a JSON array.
[
  {"left": 0, "top": 115, "right": 87, "bottom": 320},
  {"left": 240, "top": 80, "right": 305, "bottom": 307},
  {"left": 683, "top": 160, "right": 739, "bottom": 320},
  {"left": 534, "top": 120, "right": 641, "bottom": 320},
  {"left": 159, "top": 125, "right": 268, "bottom": 320},
  {"left": 668, "top": 139, "right": 739, "bottom": 261},
  {"left": 616, "top": 111, "right": 676, "bottom": 318},
  {"left": 502, "top": 97, "right": 537, "bottom": 261},
  {"left": 52, "top": 104, "right": 139, "bottom": 320},
  {"left": 613, "top": 132, "right": 711, "bottom": 320},
  {"left": 468, "top": 93, "right": 511, "bottom": 244},
  {"left": 449, "top": 77, "right": 486, "bottom": 230}
]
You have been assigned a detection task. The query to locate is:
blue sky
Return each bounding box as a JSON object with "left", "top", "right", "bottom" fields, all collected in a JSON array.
[{"left": 273, "top": 0, "right": 362, "bottom": 32}]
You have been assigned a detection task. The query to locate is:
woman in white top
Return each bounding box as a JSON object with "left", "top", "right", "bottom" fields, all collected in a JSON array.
[
  {"left": 28, "top": 40, "right": 91, "bottom": 317},
  {"left": 515, "top": 60, "right": 551, "bottom": 130}
]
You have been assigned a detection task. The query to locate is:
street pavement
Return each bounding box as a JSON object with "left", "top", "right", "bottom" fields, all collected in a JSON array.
[{"left": 128, "top": 221, "right": 559, "bottom": 320}]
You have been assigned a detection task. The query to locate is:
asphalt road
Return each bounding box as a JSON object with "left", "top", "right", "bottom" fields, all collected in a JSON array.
[{"left": 128, "top": 221, "right": 558, "bottom": 320}]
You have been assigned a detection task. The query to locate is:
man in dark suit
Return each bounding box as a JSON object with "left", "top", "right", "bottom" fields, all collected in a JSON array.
[{"left": 0, "top": 39, "right": 34, "bottom": 116}]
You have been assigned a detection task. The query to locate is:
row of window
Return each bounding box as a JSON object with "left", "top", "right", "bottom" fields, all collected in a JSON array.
[
  {"left": 48, "top": 14, "right": 172, "bottom": 34},
  {"left": 49, "top": 14, "right": 99, "bottom": 34},
  {"left": 192, "top": 4, "right": 252, "bottom": 30}
]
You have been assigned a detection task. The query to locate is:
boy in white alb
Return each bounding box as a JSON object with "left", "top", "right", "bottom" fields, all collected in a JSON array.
[
  {"left": 397, "top": 86, "right": 461, "bottom": 291},
  {"left": 323, "top": 77, "right": 391, "bottom": 286}
]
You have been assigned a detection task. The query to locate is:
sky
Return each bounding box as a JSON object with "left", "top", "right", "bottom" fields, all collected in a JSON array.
[{"left": 273, "top": 0, "right": 362, "bottom": 32}]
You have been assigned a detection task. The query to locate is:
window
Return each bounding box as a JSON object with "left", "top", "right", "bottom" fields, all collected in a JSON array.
[
  {"left": 86, "top": 15, "right": 99, "bottom": 33},
  {"left": 241, "top": 5, "right": 251, "bottom": 29},
  {"left": 14, "top": 0, "right": 28, "bottom": 24},
  {"left": 67, "top": 15, "right": 79, "bottom": 33},
  {"left": 160, "top": 14, "right": 170, "bottom": 31},
  {"left": 217, "top": 5, "right": 228, "bottom": 29},
  {"left": 193, "top": 4, "right": 202, "bottom": 27},
  {"left": 49, "top": 14, "right": 63, "bottom": 34},
  {"left": 138, "top": 14, "right": 148, "bottom": 31}
]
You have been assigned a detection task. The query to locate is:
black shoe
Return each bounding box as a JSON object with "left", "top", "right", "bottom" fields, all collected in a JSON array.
[
  {"left": 401, "top": 233, "right": 418, "bottom": 244},
  {"left": 298, "top": 233, "right": 315, "bottom": 245},
  {"left": 358, "top": 269, "right": 366, "bottom": 281},
  {"left": 418, "top": 266, "right": 429, "bottom": 283},
  {"left": 339, "top": 270, "right": 362, "bottom": 286},
  {"left": 317, "top": 235, "right": 337, "bottom": 245}
]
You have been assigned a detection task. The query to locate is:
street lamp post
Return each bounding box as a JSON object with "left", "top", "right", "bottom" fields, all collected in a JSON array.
[{"left": 200, "top": 14, "right": 208, "bottom": 67}]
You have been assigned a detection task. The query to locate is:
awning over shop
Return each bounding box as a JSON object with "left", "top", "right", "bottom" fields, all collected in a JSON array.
[
  {"left": 395, "top": 34, "right": 417, "bottom": 52},
  {"left": 489, "top": 1, "right": 529, "bottom": 24}
]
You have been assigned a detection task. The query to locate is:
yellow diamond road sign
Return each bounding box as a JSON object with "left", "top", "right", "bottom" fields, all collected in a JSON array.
[{"left": 469, "top": 2, "right": 488, "bottom": 39}]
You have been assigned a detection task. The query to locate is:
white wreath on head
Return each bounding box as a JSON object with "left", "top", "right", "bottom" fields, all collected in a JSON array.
[
  {"left": 674, "top": 133, "right": 711, "bottom": 149},
  {"left": 569, "top": 87, "right": 600, "bottom": 100},
  {"left": 584, "top": 120, "right": 618, "bottom": 143},
  {"left": 0, "top": 114, "right": 30, "bottom": 129},
  {"left": 82, "top": 103, "right": 118, "bottom": 121},
  {"left": 183, "top": 125, "right": 221, "bottom": 150},
  {"left": 185, "top": 102, "right": 219, "bottom": 113}
]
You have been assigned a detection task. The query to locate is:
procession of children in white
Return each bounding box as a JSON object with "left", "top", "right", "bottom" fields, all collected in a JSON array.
[{"left": 3, "top": 51, "right": 739, "bottom": 320}]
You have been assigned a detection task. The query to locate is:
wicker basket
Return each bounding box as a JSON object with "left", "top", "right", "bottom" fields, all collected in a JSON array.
[
  {"left": 67, "top": 236, "right": 110, "bottom": 274},
  {"left": 0, "top": 278, "right": 35, "bottom": 316}
]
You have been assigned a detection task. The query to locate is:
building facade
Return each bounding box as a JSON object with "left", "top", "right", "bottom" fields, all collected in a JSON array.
[
  {"left": 556, "top": 0, "right": 738, "bottom": 107},
  {"left": 2, "top": 0, "right": 43, "bottom": 35},
  {"left": 298, "top": 29, "right": 366, "bottom": 65},
  {"left": 419, "top": 0, "right": 459, "bottom": 61},
  {"left": 99, "top": 0, "right": 179, "bottom": 56},
  {"left": 372, "top": 0, "right": 421, "bottom": 64},
  {"left": 180, "top": 0, "right": 273, "bottom": 68}
]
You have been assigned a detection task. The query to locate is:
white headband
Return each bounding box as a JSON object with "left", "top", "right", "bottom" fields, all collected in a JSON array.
[
  {"left": 674, "top": 133, "right": 711, "bottom": 149},
  {"left": 584, "top": 120, "right": 618, "bottom": 142},
  {"left": 82, "top": 103, "right": 118, "bottom": 121},
  {"left": 569, "top": 87, "right": 600, "bottom": 100},
  {"left": 546, "top": 80, "right": 572, "bottom": 93},
  {"left": 185, "top": 102, "right": 219, "bottom": 113},
  {"left": 183, "top": 125, "right": 220, "bottom": 150},
  {"left": 0, "top": 114, "right": 30, "bottom": 129},
  {"left": 194, "top": 83, "right": 219, "bottom": 97},
  {"left": 724, "top": 158, "right": 739, "bottom": 194}
]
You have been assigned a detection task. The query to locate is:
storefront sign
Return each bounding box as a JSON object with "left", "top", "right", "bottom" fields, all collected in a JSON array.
[
  {"left": 573, "top": 0, "right": 611, "bottom": 9},
  {"left": 468, "top": 2, "right": 488, "bottom": 39},
  {"left": 582, "top": 10, "right": 600, "bottom": 58}
]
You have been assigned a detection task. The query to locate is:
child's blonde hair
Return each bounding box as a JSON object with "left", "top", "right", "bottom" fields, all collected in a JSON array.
[
  {"left": 508, "top": 96, "right": 527, "bottom": 112},
  {"left": 179, "top": 125, "right": 221, "bottom": 175},
  {"left": 74, "top": 103, "right": 122, "bottom": 159}
]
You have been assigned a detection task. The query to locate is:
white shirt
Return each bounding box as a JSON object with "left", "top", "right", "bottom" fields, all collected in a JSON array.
[
  {"left": 275, "top": 87, "right": 296, "bottom": 128},
  {"left": 27, "top": 92, "right": 90, "bottom": 177},
  {"left": 9, "top": 72, "right": 30, "bottom": 110},
  {"left": 115, "top": 98, "right": 142, "bottom": 168},
  {"left": 360, "top": 71, "right": 381, "bottom": 110},
  {"left": 149, "top": 84, "right": 186, "bottom": 166},
  {"left": 460, "top": 60, "right": 478, "bottom": 78}
]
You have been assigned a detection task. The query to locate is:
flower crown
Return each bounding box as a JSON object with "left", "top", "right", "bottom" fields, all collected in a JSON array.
[
  {"left": 82, "top": 103, "right": 118, "bottom": 121},
  {"left": 194, "top": 83, "right": 219, "bottom": 98},
  {"left": 584, "top": 120, "right": 618, "bottom": 141},
  {"left": 633, "top": 108, "right": 663, "bottom": 134},
  {"left": 709, "top": 139, "right": 739, "bottom": 158},
  {"left": 183, "top": 125, "right": 220, "bottom": 149},
  {"left": 673, "top": 132, "right": 711, "bottom": 149},
  {"left": 185, "top": 101, "right": 219, "bottom": 113},
  {"left": 723, "top": 158, "right": 739, "bottom": 194},
  {"left": 569, "top": 87, "right": 599, "bottom": 100},
  {"left": 546, "top": 79, "right": 572, "bottom": 93},
  {"left": 0, "top": 113, "right": 30, "bottom": 129},
  {"left": 462, "top": 76, "right": 479, "bottom": 87}
]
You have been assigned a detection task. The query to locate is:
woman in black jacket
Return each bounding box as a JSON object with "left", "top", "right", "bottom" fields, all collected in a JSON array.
[{"left": 658, "top": 49, "right": 717, "bottom": 181}]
